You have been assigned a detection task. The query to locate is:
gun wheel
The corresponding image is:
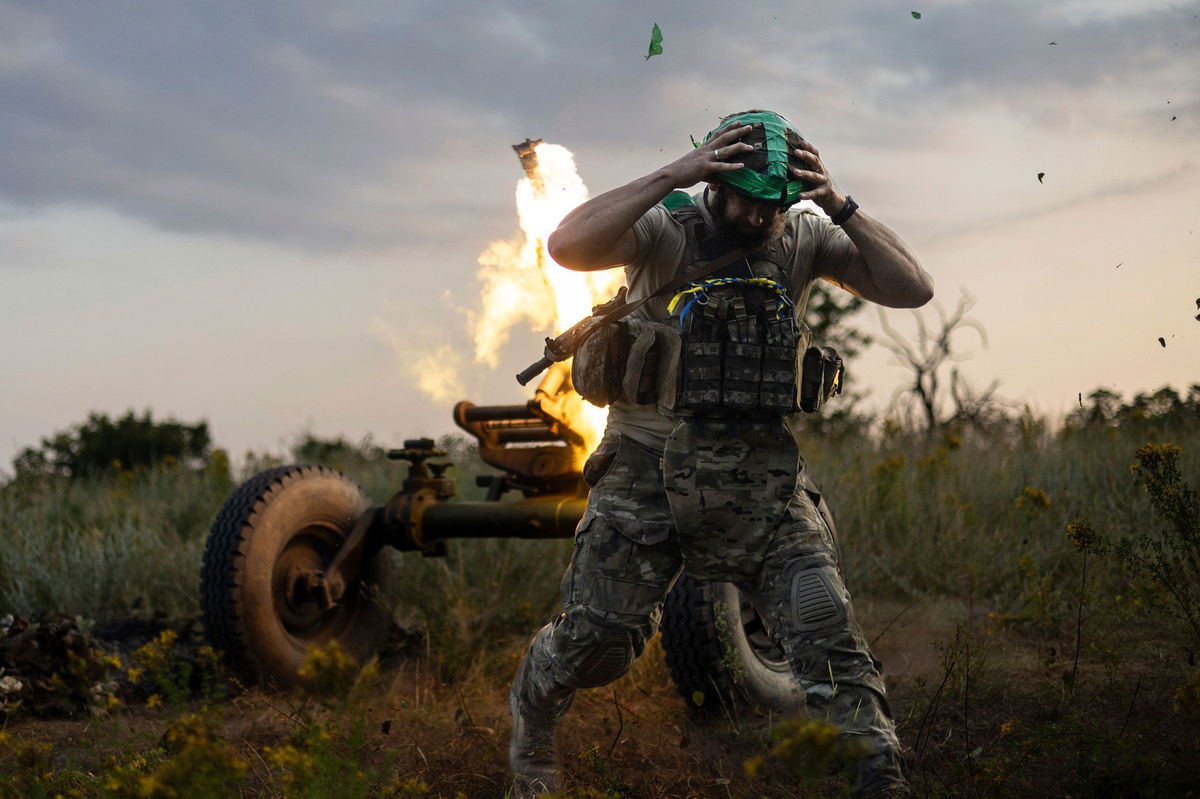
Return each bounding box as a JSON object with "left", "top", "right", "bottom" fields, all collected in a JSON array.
[
  {"left": 660, "top": 478, "right": 839, "bottom": 715},
  {"left": 661, "top": 572, "right": 804, "bottom": 714},
  {"left": 201, "top": 465, "right": 394, "bottom": 686}
]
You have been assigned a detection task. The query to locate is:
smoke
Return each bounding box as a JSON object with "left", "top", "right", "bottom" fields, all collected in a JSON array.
[{"left": 370, "top": 317, "right": 467, "bottom": 402}]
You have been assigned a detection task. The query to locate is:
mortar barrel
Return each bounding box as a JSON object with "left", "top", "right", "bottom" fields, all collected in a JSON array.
[{"left": 420, "top": 495, "right": 586, "bottom": 540}]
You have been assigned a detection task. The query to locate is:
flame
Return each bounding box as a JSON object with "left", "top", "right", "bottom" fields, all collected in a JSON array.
[{"left": 471, "top": 142, "right": 623, "bottom": 455}]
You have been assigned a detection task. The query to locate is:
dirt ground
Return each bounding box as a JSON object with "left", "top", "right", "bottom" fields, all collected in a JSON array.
[{"left": 7, "top": 597, "right": 1199, "bottom": 798}]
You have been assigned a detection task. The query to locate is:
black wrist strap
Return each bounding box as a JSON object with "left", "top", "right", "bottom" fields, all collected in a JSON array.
[{"left": 831, "top": 195, "right": 858, "bottom": 225}]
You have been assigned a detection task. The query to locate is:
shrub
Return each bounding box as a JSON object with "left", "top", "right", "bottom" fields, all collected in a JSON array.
[
  {"left": 1112, "top": 442, "right": 1200, "bottom": 647},
  {"left": 11, "top": 410, "right": 210, "bottom": 480}
]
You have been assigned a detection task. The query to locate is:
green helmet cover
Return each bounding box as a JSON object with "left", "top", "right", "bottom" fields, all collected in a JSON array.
[{"left": 701, "top": 109, "right": 807, "bottom": 206}]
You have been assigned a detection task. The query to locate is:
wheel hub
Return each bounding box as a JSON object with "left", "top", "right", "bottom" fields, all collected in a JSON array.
[
  {"left": 739, "top": 594, "right": 790, "bottom": 672},
  {"left": 272, "top": 527, "right": 349, "bottom": 636}
]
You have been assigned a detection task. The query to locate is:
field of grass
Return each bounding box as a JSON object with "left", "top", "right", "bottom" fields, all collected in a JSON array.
[{"left": 1, "top": 408, "right": 1198, "bottom": 797}]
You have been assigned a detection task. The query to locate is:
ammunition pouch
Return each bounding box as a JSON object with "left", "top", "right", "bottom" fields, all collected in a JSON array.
[
  {"left": 572, "top": 318, "right": 683, "bottom": 410},
  {"left": 571, "top": 322, "right": 629, "bottom": 408},
  {"left": 799, "top": 345, "right": 844, "bottom": 413},
  {"left": 570, "top": 303, "right": 843, "bottom": 416},
  {"left": 623, "top": 319, "right": 680, "bottom": 409},
  {"left": 670, "top": 280, "right": 801, "bottom": 417}
]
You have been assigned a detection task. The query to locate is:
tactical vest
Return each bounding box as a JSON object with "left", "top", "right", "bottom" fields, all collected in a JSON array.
[
  {"left": 571, "top": 192, "right": 842, "bottom": 416},
  {"left": 662, "top": 192, "right": 803, "bottom": 417}
]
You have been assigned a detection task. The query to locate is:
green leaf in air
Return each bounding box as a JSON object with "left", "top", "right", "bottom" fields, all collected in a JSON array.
[
  {"left": 646, "top": 23, "right": 664, "bottom": 60},
  {"left": 911, "top": 11, "right": 922, "bottom": 19}
]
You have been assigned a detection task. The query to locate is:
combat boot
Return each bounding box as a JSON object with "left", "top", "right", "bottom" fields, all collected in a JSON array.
[
  {"left": 851, "top": 747, "right": 911, "bottom": 799},
  {"left": 508, "top": 654, "right": 572, "bottom": 798}
]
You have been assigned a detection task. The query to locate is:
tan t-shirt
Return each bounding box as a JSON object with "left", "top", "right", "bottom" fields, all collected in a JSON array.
[{"left": 607, "top": 190, "right": 856, "bottom": 450}]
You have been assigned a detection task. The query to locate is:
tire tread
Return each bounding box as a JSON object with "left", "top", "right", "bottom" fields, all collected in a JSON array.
[
  {"left": 660, "top": 572, "right": 738, "bottom": 711},
  {"left": 200, "top": 464, "right": 389, "bottom": 683}
]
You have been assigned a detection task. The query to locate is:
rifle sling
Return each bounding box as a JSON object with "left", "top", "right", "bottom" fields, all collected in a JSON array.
[{"left": 596, "top": 243, "right": 763, "bottom": 326}]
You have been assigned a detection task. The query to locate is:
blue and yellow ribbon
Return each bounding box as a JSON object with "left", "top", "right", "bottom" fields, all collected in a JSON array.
[{"left": 667, "top": 277, "right": 794, "bottom": 329}]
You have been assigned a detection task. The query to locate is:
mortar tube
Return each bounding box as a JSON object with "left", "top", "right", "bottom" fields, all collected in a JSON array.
[{"left": 389, "top": 494, "right": 587, "bottom": 551}]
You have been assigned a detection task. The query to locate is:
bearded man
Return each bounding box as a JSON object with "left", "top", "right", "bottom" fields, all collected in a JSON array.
[{"left": 508, "top": 110, "right": 933, "bottom": 799}]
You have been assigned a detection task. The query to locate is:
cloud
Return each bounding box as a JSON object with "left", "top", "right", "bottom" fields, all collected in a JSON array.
[{"left": 0, "top": 0, "right": 1195, "bottom": 254}]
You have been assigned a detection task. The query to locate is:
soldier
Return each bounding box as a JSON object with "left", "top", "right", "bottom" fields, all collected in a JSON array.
[{"left": 509, "top": 110, "right": 933, "bottom": 798}]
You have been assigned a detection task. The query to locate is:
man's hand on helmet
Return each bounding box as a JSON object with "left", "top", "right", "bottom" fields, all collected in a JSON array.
[
  {"left": 792, "top": 140, "right": 848, "bottom": 217},
  {"left": 665, "top": 124, "right": 753, "bottom": 188}
]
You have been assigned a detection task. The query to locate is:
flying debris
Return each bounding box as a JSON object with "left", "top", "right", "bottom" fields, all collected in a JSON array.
[
  {"left": 1078, "top": 392, "right": 1083, "bottom": 408},
  {"left": 1158, "top": 337, "right": 1166, "bottom": 348},
  {"left": 1115, "top": 262, "right": 1123, "bottom": 269},
  {"left": 1049, "top": 41, "right": 1058, "bottom": 45},
  {"left": 1172, "top": 116, "right": 1177, "bottom": 121},
  {"left": 1037, "top": 172, "right": 1045, "bottom": 183},
  {"left": 911, "top": 11, "right": 922, "bottom": 19},
  {"left": 646, "top": 23, "right": 663, "bottom": 60}
]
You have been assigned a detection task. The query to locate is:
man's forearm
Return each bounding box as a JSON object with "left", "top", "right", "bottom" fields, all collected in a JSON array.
[
  {"left": 838, "top": 210, "right": 934, "bottom": 309},
  {"left": 792, "top": 141, "right": 933, "bottom": 309},
  {"left": 548, "top": 124, "right": 757, "bottom": 272},
  {"left": 547, "top": 169, "right": 677, "bottom": 271}
]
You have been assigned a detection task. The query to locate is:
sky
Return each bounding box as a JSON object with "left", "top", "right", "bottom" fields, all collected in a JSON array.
[{"left": 1, "top": 0, "right": 1197, "bottom": 471}]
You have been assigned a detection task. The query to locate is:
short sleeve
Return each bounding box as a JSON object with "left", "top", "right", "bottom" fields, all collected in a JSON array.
[
  {"left": 780, "top": 211, "right": 857, "bottom": 312},
  {"left": 808, "top": 216, "right": 856, "bottom": 285},
  {"left": 625, "top": 204, "right": 688, "bottom": 306},
  {"left": 630, "top": 204, "right": 681, "bottom": 272}
]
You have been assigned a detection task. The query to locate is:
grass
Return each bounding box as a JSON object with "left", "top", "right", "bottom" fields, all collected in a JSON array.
[
  {"left": 0, "top": 459, "right": 233, "bottom": 622},
  {"left": 1, "top": 410, "right": 1198, "bottom": 796}
]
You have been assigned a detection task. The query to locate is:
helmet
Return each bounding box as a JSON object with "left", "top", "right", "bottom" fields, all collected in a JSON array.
[{"left": 702, "top": 109, "right": 807, "bottom": 206}]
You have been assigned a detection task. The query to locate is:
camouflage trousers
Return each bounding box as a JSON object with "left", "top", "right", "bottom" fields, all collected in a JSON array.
[{"left": 511, "top": 424, "right": 900, "bottom": 762}]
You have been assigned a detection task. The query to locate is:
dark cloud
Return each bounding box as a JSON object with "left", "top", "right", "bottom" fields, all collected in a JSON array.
[{"left": 0, "top": 0, "right": 1194, "bottom": 249}]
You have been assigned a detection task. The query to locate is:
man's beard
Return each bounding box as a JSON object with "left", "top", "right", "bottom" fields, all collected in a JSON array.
[{"left": 711, "top": 187, "right": 787, "bottom": 246}]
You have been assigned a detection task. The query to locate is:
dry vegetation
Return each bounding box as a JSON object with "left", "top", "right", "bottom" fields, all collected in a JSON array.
[{"left": 2, "top": 394, "right": 1199, "bottom": 798}]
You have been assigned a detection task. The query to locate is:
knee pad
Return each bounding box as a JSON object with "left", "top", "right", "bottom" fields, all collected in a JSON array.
[
  {"left": 568, "top": 628, "right": 638, "bottom": 691},
  {"left": 790, "top": 567, "right": 847, "bottom": 633},
  {"left": 552, "top": 611, "right": 643, "bottom": 686}
]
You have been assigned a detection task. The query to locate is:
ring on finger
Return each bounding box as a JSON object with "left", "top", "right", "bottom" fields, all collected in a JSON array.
[{"left": 714, "top": 147, "right": 723, "bottom": 160}]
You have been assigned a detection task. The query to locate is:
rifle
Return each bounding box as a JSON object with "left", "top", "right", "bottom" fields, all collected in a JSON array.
[
  {"left": 515, "top": 287, "right": 629, "bottom": 386},
  {"left": 514, "top": 243, "right": 761, "bottom": 386}
]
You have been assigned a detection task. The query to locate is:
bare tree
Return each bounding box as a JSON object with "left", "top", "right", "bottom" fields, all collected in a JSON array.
[{"left": 877, "top": 291, "right": 998, "bottom": 436}]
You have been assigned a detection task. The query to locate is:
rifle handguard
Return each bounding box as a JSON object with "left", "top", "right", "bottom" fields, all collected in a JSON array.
[
  {"left": 514, "top": 288, "right": 629, "bottom": 386},
  {"left": 514, "top": 247, "right": 759, "bottom": 387},
  {"left": 515, "top": 337, "right": 570, "bottom": 386},
  {"left": 515, "top": 355, "right": 553, "bottom": 386}
]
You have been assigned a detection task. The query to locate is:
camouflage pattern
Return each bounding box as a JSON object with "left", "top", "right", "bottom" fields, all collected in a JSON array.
[
  {"left": 510, "top": 428, "right": 903, "bottom": 795},
  {"left": 741, "top": 478, "right": 902, "bottom": 767},
  {"left": 672, "top": 282, "right": 801, "bottom": 416},
  {"left": 508, "top": 648, "right": 571, "bottom": 796},
  {"left": 513, "top": 432, "right": 680, "bottom": 704},
  {"left": 577, "top": 431, "right": 676, "bottom": 546},
  {"left": 661, "top": 417, "right": 798, "bottom": 581}
]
